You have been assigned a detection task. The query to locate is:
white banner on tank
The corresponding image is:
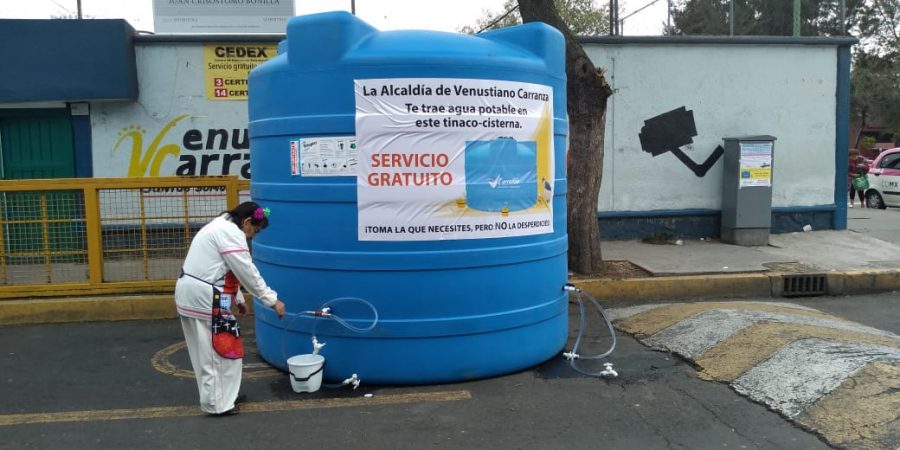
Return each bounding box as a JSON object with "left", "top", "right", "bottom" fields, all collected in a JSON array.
[{"left": 354, "top": 78, "right": 554, "bottom": 241}]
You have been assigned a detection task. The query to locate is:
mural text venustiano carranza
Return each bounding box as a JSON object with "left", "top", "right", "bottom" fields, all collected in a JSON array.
[
  {"left": 113, "top": 114, "right": 251, "bottom": 178},
  {"left": 114, "top": 114, "right": 189, "bottom": 177}
]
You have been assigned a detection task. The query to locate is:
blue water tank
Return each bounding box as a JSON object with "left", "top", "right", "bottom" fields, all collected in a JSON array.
[{"left": 248, "top": 11, "right": 569, "bottom": 384}]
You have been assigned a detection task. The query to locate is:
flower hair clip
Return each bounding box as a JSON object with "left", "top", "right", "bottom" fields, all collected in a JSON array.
[{"left": 253, "top": 207, "right": 271, "bottom": 220}]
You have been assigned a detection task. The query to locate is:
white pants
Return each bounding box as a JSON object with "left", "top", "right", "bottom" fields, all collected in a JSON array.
[{"left": 180, "top": 316, "right": 242, "bottom": 414}]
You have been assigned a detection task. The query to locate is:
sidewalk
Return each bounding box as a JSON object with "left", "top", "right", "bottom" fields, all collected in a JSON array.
[
  {"left": 2, "top": 208, "right": 899, "bottom": 325},
  {"left": 608, "top": 207, "right": 900, "bottom": 274},
  {"left": 582, "top": 207, "right": 900, "bottom": 301}
]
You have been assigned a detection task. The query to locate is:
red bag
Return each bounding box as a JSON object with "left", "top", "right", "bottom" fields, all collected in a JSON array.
[{"left": 211, "top": 272, "right": 243, "bottom": 359}]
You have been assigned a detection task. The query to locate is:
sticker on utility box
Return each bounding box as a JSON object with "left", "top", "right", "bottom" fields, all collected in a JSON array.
[
  {"left": 738, "top": 142, "right": 773, "bottom": 188},
  {"left": 290, "top": 136, "right": 358, "bottom": 176}
]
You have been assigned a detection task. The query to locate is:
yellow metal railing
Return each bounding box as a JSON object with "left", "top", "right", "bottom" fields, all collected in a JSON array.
[{"left": 0, "top": 176, "right": 249, "bottom": 299}]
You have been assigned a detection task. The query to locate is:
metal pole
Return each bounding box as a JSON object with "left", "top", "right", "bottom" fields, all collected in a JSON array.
[
  {"left": 609, "top": 0, "right": 615, "bottom": 35},
  {"left": 77, "top": 0, "right": 82, "bottom": 19},
  {"left": 615, "top": 0, "right": 620, "bottom": 35},
  {"left": 667, "top": 0, "right": 671, "bottom": 33},
  {"left": 793, "top": 0, "right": 801, "bottom": 36},
  {"left": 839, "top": 0, "right": 846, "bottom": 35},
  {"left": 351, "top": 0, "right": 356, "bottom": 15},
  {"left": 730, "top": 0, "right": 734, "bottom": 36}
]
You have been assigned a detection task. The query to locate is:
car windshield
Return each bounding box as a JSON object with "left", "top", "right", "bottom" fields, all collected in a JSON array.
[{"left": 881, "top": 153, "right": 900, "bottom": 170}]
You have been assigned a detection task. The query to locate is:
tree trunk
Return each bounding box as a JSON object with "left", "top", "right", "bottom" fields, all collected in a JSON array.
[{"left": 518, "top": 0, "right": 613, "bottom": 275}]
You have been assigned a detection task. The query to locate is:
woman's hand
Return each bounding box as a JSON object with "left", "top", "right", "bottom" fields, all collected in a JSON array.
[
  {"left": 236, "top": 302, "right": 248, "bottom": 316},
  {"left": 273, "top": 300, "right": 286, "bottom": 319}
]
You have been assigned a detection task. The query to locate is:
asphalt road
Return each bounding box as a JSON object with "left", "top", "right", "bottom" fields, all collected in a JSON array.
[
  {"left": 4, "top": 292, "right": 898, "bottom": 449},
  {"left": 848, "top": 206, "right": 900, "bottom": 245}
]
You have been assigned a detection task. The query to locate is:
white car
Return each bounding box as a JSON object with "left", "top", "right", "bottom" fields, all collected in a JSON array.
[{"left": 865, "top": 148, "right": 900, "bottom": 209}]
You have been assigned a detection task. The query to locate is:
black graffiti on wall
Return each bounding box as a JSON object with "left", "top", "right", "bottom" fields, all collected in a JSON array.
[{"left": 638, "top": 106, "right": 724, "bottom": 177}]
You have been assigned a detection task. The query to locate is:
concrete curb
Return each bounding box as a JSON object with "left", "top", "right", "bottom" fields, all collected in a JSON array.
[
  {"left": 827, "top": 269, "right": 900, "bottom": 296},
  {"left": 574, "top": 273, "right": 774, "bottom": 301},
  {"left": 574, "top": 269, "right": 900, "bottom": 302},
  {"left": 1, "top": 270, "right": 898, "bottom": 326},
  {"left": 0, "top": 295, "right": 178, "bottom": 326},
  {"left": 0, "top": 294, "right": 264, "bottom": 326}
]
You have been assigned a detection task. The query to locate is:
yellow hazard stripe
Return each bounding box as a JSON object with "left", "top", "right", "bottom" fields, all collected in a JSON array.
[
  {"left": 797, "top": 362, "right": 900, "bottom": 450},
  {"left": 695, "top": 322, "right": 900, "bottom": 382}
]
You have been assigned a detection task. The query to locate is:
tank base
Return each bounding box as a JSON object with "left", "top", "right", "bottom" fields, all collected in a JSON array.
[{"left": 254, "top": 301, "right": 568, "bottom": 385}]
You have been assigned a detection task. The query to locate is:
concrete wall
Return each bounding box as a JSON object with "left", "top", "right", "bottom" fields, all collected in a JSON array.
[
  {"left": 581, "top": 37, "right": 853, "bottom": 238},
  {"left": 585, "top": 41, "right": 836, "bottom": 211},
  {"left": 83, "top": 35, "right": 852, "bottom": 239},
  {"left": 90, "top": 38, "right": 278, "bottom": 179}
]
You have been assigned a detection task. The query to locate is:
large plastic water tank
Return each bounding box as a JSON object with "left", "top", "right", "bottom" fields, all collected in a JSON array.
[{"left": 249, "top": 11, "right": 569, "bottom": 384}]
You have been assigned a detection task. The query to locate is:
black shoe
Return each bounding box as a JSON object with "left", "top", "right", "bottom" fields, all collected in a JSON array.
[
  {"left": 210, "top": 405, "right": 239, "bottom": 417},
  {"left": 235, "top": 394, "right": 247, "bottom": 404}
]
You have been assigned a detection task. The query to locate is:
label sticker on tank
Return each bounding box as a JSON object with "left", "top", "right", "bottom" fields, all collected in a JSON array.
[
  {"left": 355, "top": 78, "right": 554, "bottom": 241},
  {"left": 290, "top": 136, "right": 358, "bottom": 177}
]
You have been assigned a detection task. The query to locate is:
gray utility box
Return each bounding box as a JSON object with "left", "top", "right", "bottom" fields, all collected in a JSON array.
[{"left": 721, "top": 136, "right": 776, "bottom": 246}]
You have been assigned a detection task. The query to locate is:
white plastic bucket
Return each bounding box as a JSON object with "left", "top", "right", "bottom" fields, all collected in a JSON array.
[{"left": 287, "top": 354, "right": 325, "bottom": 393}]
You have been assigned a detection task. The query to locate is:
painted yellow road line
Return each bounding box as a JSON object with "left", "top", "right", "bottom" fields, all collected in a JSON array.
[
  {"left": 150, "top": 341, "right": 195, "bottom": 378},
  {"left": 616, "top": 302, "right": 839, "bottom": 337},
  {"left": 797, "top": 362, "right": 900, "bottom": 450},
  {"left": 0, "top": 390, "right": 472, "bottom": 427},
  {"left": 696, "top": 322, "right": 900, "bottom": 382},
  {"left": 151, "top": 341, "right": 281, "bottom": 380}
]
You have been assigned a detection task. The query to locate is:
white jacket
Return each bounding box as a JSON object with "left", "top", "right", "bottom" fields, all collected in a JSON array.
[{"left": 175, "top": 214, "right": 278, "bottom": 320}]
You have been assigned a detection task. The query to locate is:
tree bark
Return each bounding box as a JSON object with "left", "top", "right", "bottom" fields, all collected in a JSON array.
[{"left": 518, "top": 0, "right": 612, "bottom": 275}]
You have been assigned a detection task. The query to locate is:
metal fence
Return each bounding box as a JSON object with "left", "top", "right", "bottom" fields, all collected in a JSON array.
[{"left": 0, "top": 176, "right": 249, "bottom": 299}]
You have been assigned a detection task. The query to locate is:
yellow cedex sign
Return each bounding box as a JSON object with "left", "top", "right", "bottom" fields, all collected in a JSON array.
[{"left": 204, "top": 43, "right": 277, "bottom": 100}]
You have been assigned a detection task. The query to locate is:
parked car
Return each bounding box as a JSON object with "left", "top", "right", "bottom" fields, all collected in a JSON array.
[{"left": 865, "top": 147, "right": 900, "bottom": 209}]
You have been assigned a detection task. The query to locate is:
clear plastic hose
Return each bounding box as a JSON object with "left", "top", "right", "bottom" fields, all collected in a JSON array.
[
  {"left": 311, "top": 296, "right": 379, "bottom": 336},
  {"left": 566, "top": 285, "right": 618, "bottom": 377},
  {"left": 280, "top": 296, "right": 379, "bottom": 360},
  {"left": 308, "top": 297, "right": 378, "bottom": 389}
]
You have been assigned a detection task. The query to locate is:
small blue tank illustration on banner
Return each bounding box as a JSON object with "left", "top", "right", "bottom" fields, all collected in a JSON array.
[{"left": 464, "top": 138, "right": 538, "bottom": 213}]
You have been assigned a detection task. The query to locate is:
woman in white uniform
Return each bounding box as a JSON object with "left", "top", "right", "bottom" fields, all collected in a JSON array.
[{"left": 175, "top": 201, "right": 286, "bottom": 416}]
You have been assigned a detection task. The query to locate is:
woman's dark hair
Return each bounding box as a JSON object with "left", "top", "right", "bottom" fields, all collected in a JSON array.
[{"left": 226, "top": 201, "right": 269, "bottom": 230}]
